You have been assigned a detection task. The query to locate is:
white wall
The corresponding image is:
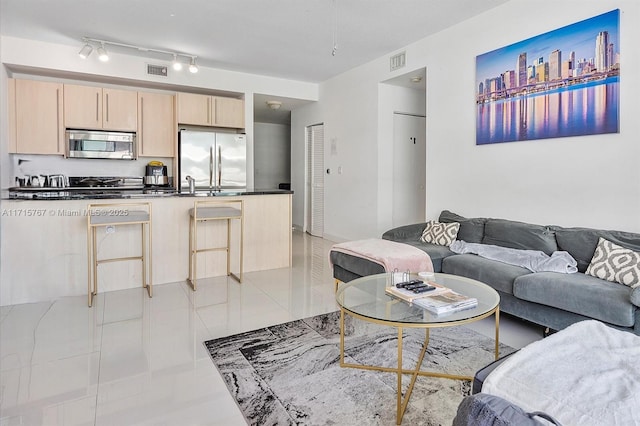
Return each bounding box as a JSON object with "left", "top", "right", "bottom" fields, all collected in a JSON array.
[
  {"left": 253, "top": 122, "right": 291, "bottom": 190},
  {"left": 422, "top": 0, "right": 639, "bottom": 232},
  {"left": 377, "top": 83, "right": 426, "bottom": 234},
  {"left": 291, "top": 0, "right": 640, "bottom": 242}
]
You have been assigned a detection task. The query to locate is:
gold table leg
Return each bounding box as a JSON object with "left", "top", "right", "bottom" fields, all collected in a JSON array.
[
  {"left": 339, "top": 307, "right": 500, "bottom": 424},
  {"left": 340, "top": 309, "right": 345, "bottom": 366},
  {"left": 495, "top": 307, "right": 500, "bottom": 359},
  {"left": 396, "top": 327, "right": 403, "bottom": 424}
]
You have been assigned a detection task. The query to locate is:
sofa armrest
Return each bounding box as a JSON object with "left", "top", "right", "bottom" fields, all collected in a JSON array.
[
  {"left": 382, "top": 223, "right": 426, "bottom": 241},
  {"left": 631, "top": 286, "right": 640, "bottom": 308},
  {"left": 453, "top": 393, "right": 562, "bottom": 426}
]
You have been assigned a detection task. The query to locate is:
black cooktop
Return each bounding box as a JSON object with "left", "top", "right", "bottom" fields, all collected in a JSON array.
[{"left": 68, "top": 176, "right": 139, "bottom": 188}]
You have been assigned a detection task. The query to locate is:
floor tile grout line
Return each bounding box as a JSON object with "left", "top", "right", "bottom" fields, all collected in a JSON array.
[{"left": 93, "top": 292, "right": 107, "bottom": 426}]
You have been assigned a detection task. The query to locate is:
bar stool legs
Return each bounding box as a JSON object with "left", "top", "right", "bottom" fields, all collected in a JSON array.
[
  {"left": 187, "top": 199, "right": 243, "bottom": 291},
  {"left": 87, "top": 202, "right": 152, "bottom": 307}
]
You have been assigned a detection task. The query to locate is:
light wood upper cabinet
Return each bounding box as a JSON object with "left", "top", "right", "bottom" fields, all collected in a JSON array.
[
  {"left": 64, "top": 84, "right": 137, "bottom": 131},
  {"left": 63, "top": 84, "right": 101, "bottom": 129},
  {"left": 103, "top": 88, "right": 137, "bottom": 130},
  {"left": 177, "top": 92, "right": 244, "bottom": 128},
  {"left": 9, "top": 78, "right": 64, "bottom": 155},
  {"left": 214, "top": 96, "right": 245, "bottom": 128},
  {"left": 138, "top": 92, "right": 175, "bottom": 157},
  {"left": 176, "top": 92, "right": 212, "bottom": 126}
]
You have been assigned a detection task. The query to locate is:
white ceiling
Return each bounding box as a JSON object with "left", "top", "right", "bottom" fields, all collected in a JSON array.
[{"left": 0, "top": 0, "right": 509, "bottom": 123}]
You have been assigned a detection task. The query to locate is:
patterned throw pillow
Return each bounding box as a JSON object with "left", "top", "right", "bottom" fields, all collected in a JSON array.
[
  {"left": 420, "top": 221, "right": 460, "bottom": 247},
  {"left": 586, "top": 238, "right": 640, "bottom": 288}
]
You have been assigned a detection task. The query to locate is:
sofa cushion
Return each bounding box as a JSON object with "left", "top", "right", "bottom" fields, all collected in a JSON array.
[
  {"left": 553, "top": 226, "right": 640, "bottom": 273},
  {"left": 420, "top": 220, "right": 460, "bottom": 246},
  {"left": 482, "top": 219, "right": 557, "bottom": 255},
  {"left": 442, "top": 254, "right": 531, "bottom": 294},
  {"left": 438, "top": 210, "right": 486, "bottom": 244},
  {"left": 586, "top": 238, "right": 640, "bottom": 288},
  {"left": 513, "top": 272, "right": 635, "bottom": 327},
  {"left": 632, "top": 287, "right": 640, "bottom": 307}
]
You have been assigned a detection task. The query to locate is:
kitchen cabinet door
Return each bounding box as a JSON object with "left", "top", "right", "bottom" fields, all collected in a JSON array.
[
  {"left": 138, "top": 92, "right": 175, "bottom": 157},
  {"left": 12, "top": 79, "right": 64, "bottom": 155},
  {"left": 177, "top": 92, "right": 213, "bottom": 125},
  {"left": 64, "top": 84, "right": 102, "bottom": 129},
  {"left": 213, "top": 97, "right": 245, "bottom": 128},
  {"left": 64, "top": 84, "right": 137, "bottom": 131},
  {"left": 103, "top": 88, "right": 138, "bottom": 131}
]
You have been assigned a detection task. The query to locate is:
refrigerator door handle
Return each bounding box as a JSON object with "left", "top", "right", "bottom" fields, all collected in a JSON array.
[
  {"left": 218, "top": 146, "right": 222, "bottom": 190},
  {"left": 209, "top": 146, "right": 214, "bottom": 189}
]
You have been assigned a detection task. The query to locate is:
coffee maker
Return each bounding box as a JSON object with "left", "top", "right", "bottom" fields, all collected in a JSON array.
[{"left": 144, "top": 164, "right": 169, "bottom": 186}]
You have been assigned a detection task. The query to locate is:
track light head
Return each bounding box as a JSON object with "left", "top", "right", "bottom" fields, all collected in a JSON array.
[
  {"left": 78, "top": 43, "right": 93, "bottom": 59},
  {"left": 97, "top": 43, "right": 109, "bottom": 62},
  {"left": 189, "top": 57, "right": 198, "bottom": 73},
  {"left": 78, "top": 37, "right": 197, "bottom": 75},
  {"left": 172, "top": 54, "right": 183, "bottom": 71}
]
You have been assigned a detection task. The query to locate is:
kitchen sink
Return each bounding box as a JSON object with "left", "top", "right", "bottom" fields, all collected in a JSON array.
[{"left": 178, "top": 190, "right": 245, "bottom": 197}]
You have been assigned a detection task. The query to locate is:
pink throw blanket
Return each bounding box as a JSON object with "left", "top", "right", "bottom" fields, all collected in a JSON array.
[{"left": 330, "top": 238, "right": 433, "bottom": 273}]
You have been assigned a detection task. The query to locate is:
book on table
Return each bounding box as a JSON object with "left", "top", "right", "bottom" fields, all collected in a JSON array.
[{"left": 412, "top": 290, "right": 478, "bottom": 315}]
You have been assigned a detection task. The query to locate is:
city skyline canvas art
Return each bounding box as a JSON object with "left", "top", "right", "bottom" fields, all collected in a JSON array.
[{"left": 475, "top": 9, "right": 620, "bottom": 145}]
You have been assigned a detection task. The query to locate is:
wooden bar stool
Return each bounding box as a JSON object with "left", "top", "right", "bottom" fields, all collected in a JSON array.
[
  {"left": 87, "top": 202, "right": 152, "bottom": 307},
  {"left": 188, "top": 199, "right": 244, "bottom": 290}
]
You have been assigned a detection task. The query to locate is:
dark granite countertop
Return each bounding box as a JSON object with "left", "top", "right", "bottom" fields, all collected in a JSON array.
[{"left": 4, "top": 187, "right": 293, "bottom": 201}]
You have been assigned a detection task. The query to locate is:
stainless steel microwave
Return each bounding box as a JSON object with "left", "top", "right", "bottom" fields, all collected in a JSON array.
[{"left": 66, "top": 130, "right": 137, "bottom": 160}]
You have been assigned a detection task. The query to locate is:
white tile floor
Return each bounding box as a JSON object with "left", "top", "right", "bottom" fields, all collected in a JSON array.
[{"left": 0, "top": 231, "right": 543, "bottom": 425}]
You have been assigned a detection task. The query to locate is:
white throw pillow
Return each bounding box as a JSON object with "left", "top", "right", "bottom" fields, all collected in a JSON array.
[
  {"left": 420, "top": 221, "right": 460, "bottom": 247},
  {"left": 586, "top": 237, "right": 640, "bottom": 288}
]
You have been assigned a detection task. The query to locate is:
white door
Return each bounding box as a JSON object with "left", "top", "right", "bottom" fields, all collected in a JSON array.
[
  {"left": 306, "top": 124, "right": 324, "bottom": 237},
  {"left": 392, "top": 113, "right": 426, "bottom": 227}
]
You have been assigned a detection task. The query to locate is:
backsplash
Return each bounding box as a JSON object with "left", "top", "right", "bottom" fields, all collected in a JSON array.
[{"left": 10, "top": 154, "right": 173, "bottom": 185}]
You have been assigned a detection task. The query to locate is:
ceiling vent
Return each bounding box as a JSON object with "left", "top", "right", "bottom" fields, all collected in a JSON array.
[
  {"left": 390, "top": 51, "right": 406, "bottom": 71},
  {"left": 147, "top": 64, "right": 168, "bottom": 77}
]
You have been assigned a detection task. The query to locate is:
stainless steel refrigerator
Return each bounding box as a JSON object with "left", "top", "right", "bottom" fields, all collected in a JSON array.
[{"left": 178, "top": 129, "right": 247, "bottom": 191}]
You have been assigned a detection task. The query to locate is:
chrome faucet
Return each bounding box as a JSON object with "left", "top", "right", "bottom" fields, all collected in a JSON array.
[{"left": 186, "top": 175, "right": 195, "bottom": 194}]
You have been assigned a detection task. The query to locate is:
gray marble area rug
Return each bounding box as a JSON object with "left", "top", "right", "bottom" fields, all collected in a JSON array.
[{"left": 204, "top": 311, "right": 513, "bottom": 426}]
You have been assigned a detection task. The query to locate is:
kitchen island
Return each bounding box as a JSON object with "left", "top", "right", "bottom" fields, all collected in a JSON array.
[{"left": 1, "top": 190, "right": 292, "bottom": 306}]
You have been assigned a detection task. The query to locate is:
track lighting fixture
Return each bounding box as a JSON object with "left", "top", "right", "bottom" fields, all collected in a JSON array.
[
  {"left": 97, "top": 43, "right": 109, "bottom": 62},
  {"left": 78, "top": 43, "right": 93, "bottom": 59},
  {"left": 172, "top": 54, "right": 183, "bottom": 71},
  {"left": 189, "top": 57, "right": 199, "bottom": 73},
  {"left": 78, "top": 37, "right": 198, "bottom": 75}
]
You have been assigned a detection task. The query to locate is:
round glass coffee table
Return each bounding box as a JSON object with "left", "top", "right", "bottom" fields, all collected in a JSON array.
[{"left": 335, "top": 272, "right": 500, "bottom": 425}]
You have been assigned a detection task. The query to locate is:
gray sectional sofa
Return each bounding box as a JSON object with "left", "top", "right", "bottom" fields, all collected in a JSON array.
[{"left": 382, "top": 210, "right": 640, "bottom": 335}]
